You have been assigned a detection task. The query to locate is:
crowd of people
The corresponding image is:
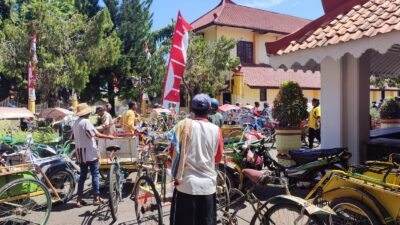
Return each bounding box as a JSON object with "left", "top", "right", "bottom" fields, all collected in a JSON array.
[{"left": 9, "top": 95, "right": 323, "bottom": 225}]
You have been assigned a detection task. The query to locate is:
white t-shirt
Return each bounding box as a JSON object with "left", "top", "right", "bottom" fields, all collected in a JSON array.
[
  {"left": 176, "top": 119, "right": 221, "bottom": 195},
  {"left": 72, "top": 118, "right": 99, "bottom": 164}
]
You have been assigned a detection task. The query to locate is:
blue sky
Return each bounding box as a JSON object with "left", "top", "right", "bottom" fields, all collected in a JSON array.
[
  {"left": 99, "top": 0, "right": 325, "bottom": 31},
  {"left": 150, "top": 0, "right": 324, "bottom": 30}
]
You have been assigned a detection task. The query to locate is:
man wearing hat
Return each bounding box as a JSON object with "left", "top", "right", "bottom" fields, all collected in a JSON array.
[
  {"left": 169, "top": 94, "right": 224, "bottom": 225},
  {"left": 96, "top": 105, "right": 115, "bottom": 135},
  {"left": 72, "top": 103, "right": 114, "bottom": 207}
]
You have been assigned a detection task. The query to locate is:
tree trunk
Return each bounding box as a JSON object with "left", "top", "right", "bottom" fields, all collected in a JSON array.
[{"left": 107, "top": 79, "right": 116, "bottom": 117}]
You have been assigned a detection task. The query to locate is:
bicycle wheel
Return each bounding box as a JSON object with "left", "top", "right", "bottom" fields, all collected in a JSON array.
[
  {"left": 250, "top": 203, "right": 324, "bottom": 225},
  {"left": 217, "top": 171, "right": 239, "bottom": 225},
  {"left": 330, "top": 198, "right": 380, "bottom": 225},
  {"left": 133, "top": 175, "right": 162, "bottom": 225},
  {"left": 216, "top": 170, "right": 230, "bottom": 210},
  {"left": 0, "top": 178, "right": 52, "bottom": 225},
  {"left": 109, "top": 163, "right": 121, "bottom": 221},
  {"left": 48, "top": 169, "right": 76, "bottom": 203}
]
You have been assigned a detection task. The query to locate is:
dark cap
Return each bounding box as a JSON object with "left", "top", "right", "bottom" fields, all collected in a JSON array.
[
  {"left": 191, "top": 94, "right": 211, "bottom": 113},
  {"left": 96, "top": 106, "right": 105, "bottom": 112}
]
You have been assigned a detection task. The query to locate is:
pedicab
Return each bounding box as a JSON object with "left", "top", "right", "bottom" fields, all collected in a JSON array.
[
  {"left": 218, "top": 104, "right": 242, "bottom": 139},
  {"left": 0, "top": 107, "right": 73, "bottom": 225},
  {"left": 306, "top": 153, "right": 400, "bottom": 225},
  {"left": 97, "top": 133, "right": 140, "bottom": 220}
]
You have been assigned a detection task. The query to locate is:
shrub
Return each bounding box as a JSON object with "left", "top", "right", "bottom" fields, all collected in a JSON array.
[
  {"left": 272, "top": 81, "right": 308, "bottom": 128},
  {"left": 380, "top": 98, "right": 400, "bottom": 119}
]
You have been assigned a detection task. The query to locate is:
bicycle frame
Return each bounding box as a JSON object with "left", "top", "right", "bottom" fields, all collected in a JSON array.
[{"left": 109, "top": 151, "right": 123, "bottom": 200}]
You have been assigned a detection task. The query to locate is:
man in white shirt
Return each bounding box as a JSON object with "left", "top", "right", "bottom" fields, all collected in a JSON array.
[
  {"left": 72, "top": 103, "right": 113, "bottom": 207},
  {"left": 170, "top": 94, "right": 224, "bottom": 225}
]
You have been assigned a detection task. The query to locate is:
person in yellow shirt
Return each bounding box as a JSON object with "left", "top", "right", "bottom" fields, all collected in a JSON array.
[
  {"left": 121, "top": 101, "right": 138, "bottom": 133},
  {"left": 308, "top": 98, "right": 321, "bottom": 149}
]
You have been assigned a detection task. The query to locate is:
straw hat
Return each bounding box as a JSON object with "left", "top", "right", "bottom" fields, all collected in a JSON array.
[{"left": 75, "top": 103, "right": 92, "bottom": 117}]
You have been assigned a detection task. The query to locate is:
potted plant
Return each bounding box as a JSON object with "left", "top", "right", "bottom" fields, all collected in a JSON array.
[
  {"left": 380, "top": 98, "right": 400, "bottom": 128},
  {"left": 272, "top": 81, "right": 308, "bottom": 156}
]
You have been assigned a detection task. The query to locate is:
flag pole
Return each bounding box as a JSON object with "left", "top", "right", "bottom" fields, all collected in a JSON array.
[{"left": 28, "top": 21, "right": 37, "bottom": 113}]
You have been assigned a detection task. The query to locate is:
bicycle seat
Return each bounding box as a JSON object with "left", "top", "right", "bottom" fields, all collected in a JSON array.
[
  {"left": 243, "top": 169, "right": 272, "bottom": 185},
  {"left": 106, "top": 145, "right": 121, "bottom": 152}
]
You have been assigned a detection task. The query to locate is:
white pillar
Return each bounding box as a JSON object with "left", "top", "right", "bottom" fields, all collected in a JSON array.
[
  {"left": 320, "top": 57, "right": 344, "bottom": 148},
  {"left": 342, "top": 53, "right": 370, "bottom": 163}
]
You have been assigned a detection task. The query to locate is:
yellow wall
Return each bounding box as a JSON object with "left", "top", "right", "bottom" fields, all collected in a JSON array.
[
  {"left": 239, "top": 87, "right": 393, "bottom": 108},
  {"left": 387, "top": 91, "right": 397, "bottom": 98},
  {"left": 201, "top": 26, "right": 399, "bottom": 106},
  {"left": 202, "top": 26, "right": 280, "bottom": 64},
  {"left": 236, "top": 86, "right": 320, "bottom": 106},
  {"left": 370, "top": 91, "right": 379, "bottom": 103},
  {"left": 239, "top": 85, "right": 260, "bottom": 105},
  {"left": 203, "top": 26, "right": 218, "bottom": 43},
  {"left": 370, "top": 90, "right": 400, "bottom": 103}
]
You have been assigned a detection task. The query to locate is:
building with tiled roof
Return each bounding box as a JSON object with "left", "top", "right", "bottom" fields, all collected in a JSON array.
[
  {"left": 191, "top": 0, "right": 321, "bottom": 105},
  {"left": 191, "top": 0, "right": 397, "bottom": 106},
  {"left": 191, "top": 0, "right": 310, "bottom": 34},
  {"left": 265, "top": 0, "right": 400, "bottom": 164}
]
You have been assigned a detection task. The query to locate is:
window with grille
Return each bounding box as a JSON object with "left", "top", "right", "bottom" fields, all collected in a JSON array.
[
  {"left": 260, "top": 88, "right": 267, "bottom": 101},
  {"left": 237, "top": 41, "right": 253, "bottom": 64}
]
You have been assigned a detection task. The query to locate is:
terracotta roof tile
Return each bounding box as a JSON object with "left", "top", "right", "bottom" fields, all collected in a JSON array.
[
  {"left": 267, "top": 0, "right": 400, "bottom": 56},
  {"left": 191, "top": 0, "right": 310, "bottom": 34},
  {"left": 241, "top": 65, "right": 321, "bottom": 89}
]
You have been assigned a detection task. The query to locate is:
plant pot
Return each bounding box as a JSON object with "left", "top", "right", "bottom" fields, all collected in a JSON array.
[
  {"left": 380, "top": 119, "right": 400, "bottom": 129},
  {"left": 275, "top": 128, "right": 302, "bottom": 155}
]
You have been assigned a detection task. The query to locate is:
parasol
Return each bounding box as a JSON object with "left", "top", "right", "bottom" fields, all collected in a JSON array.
[
  {"left": 218, "top": 104, "right": 239, "bottom": 112},
  {"left": 242, "top": 105, "right": 254, "bottom": 110},
  {"left": 151, "top": 108, "right": 171, "bottom": 116},
  {"left": 0, "top": 107, "right": 34, "bottom": 119},
  {"left": 39, "top": 107, "right": 74, "bottom": 121}
]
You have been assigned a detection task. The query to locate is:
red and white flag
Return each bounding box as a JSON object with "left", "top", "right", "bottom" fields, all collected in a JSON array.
[
  {"left": 27, "top": 34, "right": 37, "bottom": 101},
  {"left": 162, "top": 11, "right": 192, "bottom": 110},
  {"left": 27, "top": 61, "right": 36, "bottom": 100}
]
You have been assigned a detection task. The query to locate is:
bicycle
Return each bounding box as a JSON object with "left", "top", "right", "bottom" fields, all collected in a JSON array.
[
  {"left": 217, "top": 147, "right": 332, "bottom": 225},
  {"left": 131, "top": 132, "right": 171, "bottom": 225},
  {"left": 216, "top": 167, "right": 333, "bottom": 225}
]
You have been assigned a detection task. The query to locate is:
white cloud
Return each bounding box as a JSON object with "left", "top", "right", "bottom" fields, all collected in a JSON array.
[{"left": 238, "top": 0, "right": 287, "bottom": 8}]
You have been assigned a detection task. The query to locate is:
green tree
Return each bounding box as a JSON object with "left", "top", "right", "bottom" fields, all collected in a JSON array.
[
  {"left": 75, "top": 0, "right": 100, "bottom": 18},
  {"left": 184, "top": 35, "right": 240, "bottom": 98},
  {"left": 0, "top": 0, "right": 120, "bottom": 106},
  {"left": 117, "top": 0, "right": 153, "bottom": 101}
]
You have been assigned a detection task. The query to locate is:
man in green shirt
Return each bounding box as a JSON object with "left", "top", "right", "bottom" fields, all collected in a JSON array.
[
  {"left": 96, "top": 106, "right": 115, "bottom": 135},
  {"left": 208, "top": 98, "right": 223, "bottom": 128}
]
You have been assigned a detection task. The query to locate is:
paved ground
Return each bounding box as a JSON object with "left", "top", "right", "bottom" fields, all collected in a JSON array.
[
  {"left": 47, "top": 147, "right": 315, "bottom": 225},
  {"left": 47, "top": 180, "right": 309, "bottom": 225}
]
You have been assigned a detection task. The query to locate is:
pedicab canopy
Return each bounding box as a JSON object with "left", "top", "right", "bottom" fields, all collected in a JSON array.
[
  {"left": 0, "top": 107, "right": 34, "bottom": 119},
  {"left": 38, "top": 107, "right": 73, "bottom": 121},
  {"left": 218, "top": 104, "right": 240, "bottom": 112},
  {"left": 151, "top": 108, "right": 171, "bottom": 116}
]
